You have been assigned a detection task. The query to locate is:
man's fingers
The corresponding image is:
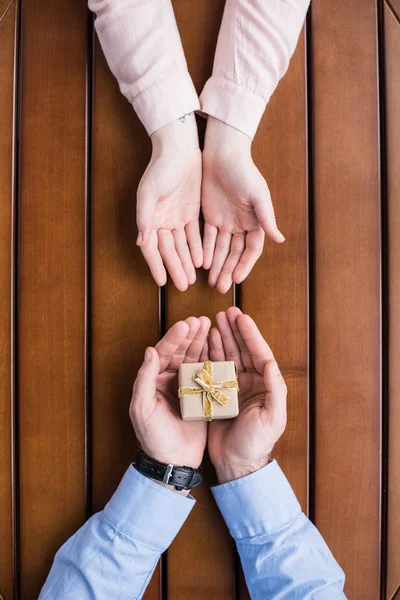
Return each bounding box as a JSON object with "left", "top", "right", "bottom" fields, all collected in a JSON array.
[
  {"left": 136, "top": 179, "right": 158, "bottom": 246},
  {"left": 140, "top": 230, "right": 167, "bottom": 287},
  {"left": 209, "top": 231, "right": 231, "bottom": 288},
  {"left": 131, "top": 347, "right": 160, "bottom": 418},
  {"left": 252, "top": 189, "right": 285, "bottom": 244},
  {"left": 186, "top": 220, "right": 203, "bottom": 269},
  {"left": 168, "top": 317, "right": 201, "bottom": 371},
  {"left": 158, "top": 229, "right": 189, "bottom": 292},
  {"left": 225, "top": 306, "right": 253, "bottom": 370},
  {"left": 236, "top": 313, "right": 275, "bottom": 374},
  {"left": 155, "top": 320, "right": 190, "bottom": 372},
  {"left": 184, "top": 316, "right": 211, "bottom": 363},
  {"left": 216, "top": 233, "right": 245, "bottom": 294},
  {"left": 202, "top": 223, "right": 218, "bottom": 270},
  {"left": 173, "top": 229, "right": 196, "bottom": 286},
  {"left": 200, "top": 338, "right": 209, "bottom": 363},
  {"left": 263, "top": 360, "right": 287, "bottom": 434},
  {"left": 233, "top": 229, "right": 264, "bottom": 284},
  {"left": 215, "top": 311, "right": 244, "bottom": 372},
  {"left": 208, "top": 327, "right": 226, "bottom": 361}
]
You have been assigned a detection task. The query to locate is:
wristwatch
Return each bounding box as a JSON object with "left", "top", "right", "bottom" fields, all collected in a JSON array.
[{"left": 135, "top": 452, "right": 202, "bottom": 491}]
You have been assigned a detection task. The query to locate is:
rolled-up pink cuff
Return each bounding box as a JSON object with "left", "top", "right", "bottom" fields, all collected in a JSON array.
[
  {"left": 200, "top": 76, "right": 270, "bottom": 140},
  {"left": 132, "top": 71, "right": 200, "bottom": 136}
]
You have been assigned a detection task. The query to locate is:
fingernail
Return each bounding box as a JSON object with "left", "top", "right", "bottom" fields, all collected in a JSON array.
[
  {"left": 136, "top": 231, "right": 143, "bottom": 245},
  {"left": 145, "top": 348, "right": 152, "bottom": 361}
]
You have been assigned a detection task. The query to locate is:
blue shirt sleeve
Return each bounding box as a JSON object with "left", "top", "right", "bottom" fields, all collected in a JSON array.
[
  {"left": 211, "top": 460, "right": 347, "bottom": 599},
  {"left": 39, "top": 465, "right": 195, "bottom": 600}
]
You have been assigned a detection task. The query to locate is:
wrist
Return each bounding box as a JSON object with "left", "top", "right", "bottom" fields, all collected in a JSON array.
[
  {"left": 204, "top": 116, "right": 252, "bottom": 159},
  {"left": 151, "top": 114, "right": 199, "bottom": 155},
  {"left": 214, "top": 457, "right": 270, "bottom": 485},
  {"left": 135, "top": 452, "right": 202, "bottom": 494}
]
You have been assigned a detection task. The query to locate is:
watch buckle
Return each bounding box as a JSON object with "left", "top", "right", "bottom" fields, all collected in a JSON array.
[{"left": 162, "top": 464, "right": 174, "bottom": 485}]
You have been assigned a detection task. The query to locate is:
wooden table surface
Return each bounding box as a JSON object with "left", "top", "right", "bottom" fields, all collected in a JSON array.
[{"left": 1, "top": 1, "right": 399, "bottom": 598}]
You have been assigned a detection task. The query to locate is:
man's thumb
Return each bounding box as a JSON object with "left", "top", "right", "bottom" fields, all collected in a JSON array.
[
  {"left": 263, "top": 360, "right": 287, "bottom": 419},
  {"left": 132, "top": 347, "right": 160, "bottom": 408}
]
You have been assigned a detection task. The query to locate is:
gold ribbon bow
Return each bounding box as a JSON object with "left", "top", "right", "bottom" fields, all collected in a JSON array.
[{"left": 179, "top": 361, "right": 239, "bottom": 421}]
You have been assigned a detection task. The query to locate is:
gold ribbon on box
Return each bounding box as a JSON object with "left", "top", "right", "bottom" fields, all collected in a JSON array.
[{"left": 179, "top": 360, "right": 239, "bottom": 421}]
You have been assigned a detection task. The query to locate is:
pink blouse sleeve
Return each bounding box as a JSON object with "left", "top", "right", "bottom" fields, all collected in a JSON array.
[
  {"left": 89, "top": 0, "right": 200, "bottom": 135},
  {"left": 199, "top": 0, "right": 310, "bottom": 139}
]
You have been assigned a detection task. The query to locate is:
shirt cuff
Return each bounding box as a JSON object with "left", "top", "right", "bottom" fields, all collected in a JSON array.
[
  {"left": 104, "top": 465, "right": 195, "bottom": 552},
  {"left": 199, "top": 76, "right": 271, "bottom": 139},
  {"left": 132, "top": 71, "right": 200, "bottom": 136},
  {"left": 211, "top": 460, "right": 301, "bottom": 540}
]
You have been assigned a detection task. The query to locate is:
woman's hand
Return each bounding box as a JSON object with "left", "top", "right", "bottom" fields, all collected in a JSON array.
[
  {"left": 208, "top": 307, "right": 287, "bottom": 483},
  {"left": 129, "top": 316, "right": 210, "bottom": 472},
  {"left": 202, "top": 117, "right": 285, "bottom": 294},
  {"left": 136, "top": 115, "right": 203, "bottom": 291}
]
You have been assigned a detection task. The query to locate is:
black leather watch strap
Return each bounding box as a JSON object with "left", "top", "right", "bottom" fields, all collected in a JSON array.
[{"left": 135, "top": 452, "right": 202, "bottom": 491}]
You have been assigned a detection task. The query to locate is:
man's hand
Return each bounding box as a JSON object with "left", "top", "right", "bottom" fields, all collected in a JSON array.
[
  {"left": 202, "top": 117, "right": 285, "bottom": 294},
  {"left": 136, "top": 115, "right": 203, "bottom": 292},
  {"left": 208, "top": 307, "right": 287, "bottom": 483},
  {"left": 130, "top": 316, "right": 210, "bottom": 486}
]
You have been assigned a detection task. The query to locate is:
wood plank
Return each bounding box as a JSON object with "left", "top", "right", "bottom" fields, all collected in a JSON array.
[
  {"left": 0, "top": 1, "right": 18, "bottom": 598},
  {"left": 239, "top": 28, "right": 308, "bottom": 600},
  {"left": 166, "top": 3, "right": 236, "bottom": 598},
  {"left": 18, "top": 1, "right": 87, "bottom": 597},
  {"left": 384, "top": 3, "right": 400, "bottom": 597},
  {"left": 90, "top": 34, "right": 161, "bottom": 600},
  {"left": 311, "top": 2, "right": 381, "bottom": 598}
]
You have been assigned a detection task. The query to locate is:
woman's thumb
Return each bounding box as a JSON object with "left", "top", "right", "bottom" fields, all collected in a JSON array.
[{"left": 136, "top": 181, "right": 158, "bottom": 246}]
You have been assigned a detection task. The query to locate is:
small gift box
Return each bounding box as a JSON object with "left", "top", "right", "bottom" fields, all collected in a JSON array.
[{"left": 179, "top": 360, "right": 239, "bottom": 421}]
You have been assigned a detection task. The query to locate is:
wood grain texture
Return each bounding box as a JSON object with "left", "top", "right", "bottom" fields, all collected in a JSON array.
[
  {"left": 311, "top": 2, "right": 381, "bottom": 598},
  {"left": 18, "top": 1, "right": 87, "bottom": 597},
  {"left": 166, "top": 3, "right": 236, "bottom": 598},
  {"left": 0, "top": 1, "right": 17, "bottom": 598},
  {"left": 384, "top": 4, "right": 400, "bottom": 597},
  {"left": 90, "top": 37, "right": 161, "bottom": 599}
]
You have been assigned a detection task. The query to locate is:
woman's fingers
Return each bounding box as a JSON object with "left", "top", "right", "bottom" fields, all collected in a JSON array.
[
  {"left": 140, "top": 230, "right": 167, "bottom": 287},
  {"left": 208, "top": 327, "right": 226, "bottom": 361},
  {"left": 216, "top": 233, "right": 245, "bottom": 294},
  {"left": 168, "top": 317, "right": 201, "bottom": 371},
  {"left": 215, "top": 311, "right": 244, "bottom": 372},
  {"left": 236, "top": 313, "right": 275, "bottom": 374},
  {"left": 209, "top": 231, "right": 231, "bottom": 288},
  {"left": 155, "top": 320, "right": 190, "bottom": 372},
  {"left": 173, "top": 229, "right": 196, "bottom": 286},
  {"left": 202, "top": 223, "right": 218, "bottom": 270},
  {"left": 232, "top": 229, "right": 264, "bottom": 284},
  {"left": 158, "top": 229, "right": 189, "bottom": 292},
  {"left": 186, "top": 220, "right": 203, "bottom": 269},
  {"left": 184, "top": 316, "right": 211, "bottom": 363}
]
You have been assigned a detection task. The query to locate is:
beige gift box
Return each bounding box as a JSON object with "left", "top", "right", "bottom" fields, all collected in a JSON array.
[{"left": 178, "top": 360, "right": 239, "bottom": 421}]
